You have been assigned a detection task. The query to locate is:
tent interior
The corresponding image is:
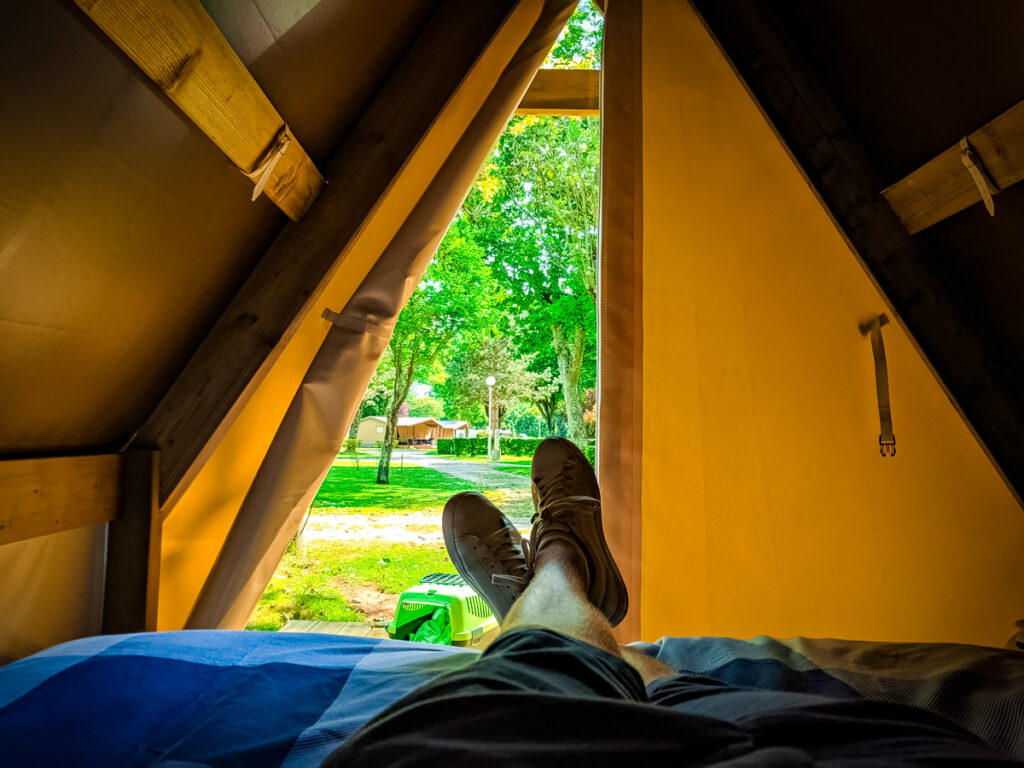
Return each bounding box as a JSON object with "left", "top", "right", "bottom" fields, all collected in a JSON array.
[{"left": 2, "top": 0, "right": 1023, "bottom": 680}]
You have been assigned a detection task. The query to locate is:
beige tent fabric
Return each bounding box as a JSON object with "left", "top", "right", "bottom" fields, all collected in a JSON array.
[{"left": 186, "top": 0, "right": 577, "bottom": 630}]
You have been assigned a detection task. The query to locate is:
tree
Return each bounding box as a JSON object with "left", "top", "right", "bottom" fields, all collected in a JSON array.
[
  {"left": 434, "top": 337, "right": 556, "bottom": 434},
  {"left": 535, "top": 388, "right": 563, "bottom": 435},
  {"left": 460, "top": 113, "right": 600, "bottom": 447},
  {"left": 375, "top": 225, "right": 498, "bottom": 483}
]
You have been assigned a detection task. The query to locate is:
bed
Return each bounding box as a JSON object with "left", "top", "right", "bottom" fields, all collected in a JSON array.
[{"left": 1, "top": 630, "right": 1022, "bottom": 766}]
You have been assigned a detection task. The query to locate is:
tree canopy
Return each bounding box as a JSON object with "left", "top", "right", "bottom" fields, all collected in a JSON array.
[{"left": 459, "top": 111, "right": 599, "bottom": 444}]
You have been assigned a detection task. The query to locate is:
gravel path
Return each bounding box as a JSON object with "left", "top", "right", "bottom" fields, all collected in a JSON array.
[{"left": 400, "top": 453, "right": 534, "bottom": 522}]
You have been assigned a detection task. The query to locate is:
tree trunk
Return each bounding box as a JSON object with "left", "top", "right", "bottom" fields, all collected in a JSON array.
[
  {"left": 376, "top": 416, "right": 397, "bottom": 483},
  {"left": 348, "top": 400, "right": 363, "bottom": 440},
  {"left": 536, "top": 394, "right": 558, "bottom": 435},
  {"left": 377, "top": 345, "right": 417, "bottom": 484},
  {"left": 552, "top": 323, "right": 587, "bottom": 447}
]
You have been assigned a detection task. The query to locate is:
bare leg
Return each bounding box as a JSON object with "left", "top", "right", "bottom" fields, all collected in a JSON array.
[
  {"left": 503, "top": 541, "right": 619, "bottom": 655},
  {"left": 501, "top": 541, "right": 675, "bottom": 685}
]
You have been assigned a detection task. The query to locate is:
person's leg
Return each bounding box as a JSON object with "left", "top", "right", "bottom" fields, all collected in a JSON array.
[
  {"left": 502, "top": 539, "right": 619, "bottom": 656},
  {"left": 502, "top": 537, "right": 675, "bottom": 685}
]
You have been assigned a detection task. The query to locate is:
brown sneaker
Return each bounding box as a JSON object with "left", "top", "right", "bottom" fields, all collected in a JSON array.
[
  {"left": 530, "top": 438, "right": 629, "bottom": 626},
  {"left": 442, "top": 491, "right": 530, "bottom": 623}
]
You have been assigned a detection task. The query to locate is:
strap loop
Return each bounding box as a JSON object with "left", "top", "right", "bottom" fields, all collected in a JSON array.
[
  {"left": 243, "top": 125, "right": 293, "bottom": 201},
  {"left": 959, "top": 136, "right": 999, "bottom": 217},
  {"left": 859, "top": 314, "right": 896, "bottom": 457}
]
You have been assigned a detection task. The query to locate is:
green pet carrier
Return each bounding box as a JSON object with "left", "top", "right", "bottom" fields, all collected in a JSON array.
[{"left": 387, "top": 573, "right": 498, "bottom": 646}]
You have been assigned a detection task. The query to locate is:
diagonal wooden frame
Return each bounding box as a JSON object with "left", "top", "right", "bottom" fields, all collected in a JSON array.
[
  {"left": 132, "top": 1, "right": 522, "bottom": 509},
  {"left": 883, "top": 99, "right": 1024, "bottom": 234}
]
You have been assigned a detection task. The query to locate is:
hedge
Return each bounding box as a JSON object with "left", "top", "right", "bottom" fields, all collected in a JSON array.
[
  {"left": 498, "top": 437, "right": 543, "bottom": 456},
  {"left": 436, "top": 437, "right": 595, "bottom": 465},
  {"left": 436, "top": 437, "right": 489, "bottom": 456}
]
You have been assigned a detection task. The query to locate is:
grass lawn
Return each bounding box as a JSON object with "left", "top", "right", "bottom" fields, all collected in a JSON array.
[
  {"left": 492, "top": 463, "right": 532, "bottom": 477},
  {"left": 247, "top": 540, "right": 455, "bottom": 631},
  {"left": 312, "top": 464, "right": 478, "bottom": 515},
  {"left": 248, "top": 454, "right": 532, "bottom": 631}
]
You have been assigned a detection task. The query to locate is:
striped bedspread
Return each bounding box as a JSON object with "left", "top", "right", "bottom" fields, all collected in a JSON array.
[{"left": 1, "top": 630, "right": 1021, "bottom": 766}]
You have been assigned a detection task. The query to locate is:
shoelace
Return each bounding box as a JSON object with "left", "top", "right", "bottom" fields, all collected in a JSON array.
[
  {"left": 533, "top": 456, "right": 581, "bottom": 515},
  {"left": 483, "top": 526, "right": 529, "bottom": 588},
  {"left": 531, "top": 496, "right": 600, "bottom": 531},
  {"left": 531, "top": 497, "right": 599, "bottom": 589}
]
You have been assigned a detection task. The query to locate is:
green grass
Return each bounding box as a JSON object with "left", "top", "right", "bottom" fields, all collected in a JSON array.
[
  {"left": 247, "top": 540, "right": 455, "bottom": 631},
  {"left": 492, "top": 463, "right": 532, "bottom": 477},
  {"left": 322, "top": 540, "right": 455, "bottom": 593},
  {"left": 311, "top": 464, "right": 478, "bottom": 515}
]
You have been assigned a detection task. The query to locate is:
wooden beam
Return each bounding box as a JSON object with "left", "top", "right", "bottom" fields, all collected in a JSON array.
[
  {"left": 883, "top": 100, "right": 1024, "bottom": 234},
  {"left": 599, "top": 0, "right": 643, "bottom": 643},
  {"left": 517, "top": 69, "right": 599, "bottom": 115},
  {"left": 103, "top": 450, "right": 161, "bottom": 633},
  {"left": 73, "top": 0, "right": 324, "bottom": 221},
  {"left": 133, "top": 1, "right": 519, "bottom": 508},
  {"left": 692, "top": 0, "right": 1024, "bottom": 506},
  {"left": 0, "top": 455, "right": 120, "bottom": 545}
]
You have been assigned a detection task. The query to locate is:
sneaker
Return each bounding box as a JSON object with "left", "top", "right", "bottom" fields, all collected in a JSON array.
[
  {"left": 442, "top": 491, "right": 530, "bottom": 623},
  {"left": 530, "top": 438, "right": 629, "bottom": 626}
]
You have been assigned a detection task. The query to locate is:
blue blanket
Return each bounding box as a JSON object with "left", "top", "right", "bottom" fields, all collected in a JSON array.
[
  {"left": 2, "top": 630, "right": 1022, "bottom": 766},
  {"left": 0, "top": 631, "right": 475, "bottom": 767}
]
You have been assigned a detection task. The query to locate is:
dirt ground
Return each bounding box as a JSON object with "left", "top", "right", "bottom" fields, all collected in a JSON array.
[{"left": 335, "top": 580, "right": 399, "bottom": 623}]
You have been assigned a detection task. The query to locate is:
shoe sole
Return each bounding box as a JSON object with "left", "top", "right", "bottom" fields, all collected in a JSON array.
[
  {"left": 533, "top": 439, "right": 629, "bottom": 627},
  {"left": 442, "top": 491, "right": 513, "bottom": 623}
]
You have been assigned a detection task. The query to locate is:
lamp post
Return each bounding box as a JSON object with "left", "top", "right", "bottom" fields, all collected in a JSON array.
[{"left": 486, "top": 375, "right": 496, "bottom": 461}]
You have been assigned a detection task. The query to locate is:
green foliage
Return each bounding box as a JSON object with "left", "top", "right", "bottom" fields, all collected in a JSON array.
[
  {"left": 406, "top": 395, "right": 444, "bottom": 418},
  {"left": 506, "top": 402, "right": 544, "bottom": 437},
  {"left": 459, "top": 112, "right": 600, "bottom": 448},
  {"left": 543, "top": 0, "right": 604, "bottom": 69},
  {"left": 443, "top": 437, "right": 491, "bottom": 457},
  {"left": 583, "top": 445, "right": 595, "bottom": 465},
  {"left": 498, "top": 437, "right": 542, "bottom": 456},
  {"left": 433, "top": 337, "right": 555, "bottom": 431},
  {"left": 436, "top": 438, "right": 454, "bottom": 455}
]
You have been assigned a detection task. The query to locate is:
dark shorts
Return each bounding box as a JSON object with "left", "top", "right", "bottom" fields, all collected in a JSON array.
[{"left": 323, "top": 628, "right": 1016, "bottom": 766}]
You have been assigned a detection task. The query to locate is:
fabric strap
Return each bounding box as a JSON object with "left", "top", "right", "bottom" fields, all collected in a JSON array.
[{"left": 861, "top": 314, "right": 896, "bottom": 457}]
